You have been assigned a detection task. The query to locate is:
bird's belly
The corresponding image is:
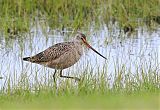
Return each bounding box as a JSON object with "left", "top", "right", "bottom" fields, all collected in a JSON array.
[{"left": 46, "top": 50, "right": 82, "bottom": 69}]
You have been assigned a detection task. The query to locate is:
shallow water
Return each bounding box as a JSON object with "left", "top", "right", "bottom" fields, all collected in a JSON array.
[{"left": 0, "top": 24, "right": 160, "bottom": 89}]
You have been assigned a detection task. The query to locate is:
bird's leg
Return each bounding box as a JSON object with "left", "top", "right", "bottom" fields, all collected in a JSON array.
[
  {"left": 60, "top": 70, "right": 80, "bottom": 81},
  {"left": 53, "top": 70, "right": 57, "bottom": 83}
]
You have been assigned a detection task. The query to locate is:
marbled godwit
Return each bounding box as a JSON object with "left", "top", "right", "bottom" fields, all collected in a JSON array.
[{"left": 23, "top": 33, "right": 107, "bottom": 81}]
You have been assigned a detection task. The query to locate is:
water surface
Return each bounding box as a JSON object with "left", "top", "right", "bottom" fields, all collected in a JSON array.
[{"left": 0, "top": 24, "right": 160, "bottom": 89}]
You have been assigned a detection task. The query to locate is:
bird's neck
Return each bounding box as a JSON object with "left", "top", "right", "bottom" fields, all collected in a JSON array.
[{"left": 73, "top": 39, "right": 83, "bottom": 45}]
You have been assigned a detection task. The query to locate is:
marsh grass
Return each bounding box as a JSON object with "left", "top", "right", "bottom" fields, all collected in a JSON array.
[
  {"left": 0, "top": 61, "right": 159, "bottom": 109},
  {"left": 0, "top": 0, "right": 159, "bottom": 36}
]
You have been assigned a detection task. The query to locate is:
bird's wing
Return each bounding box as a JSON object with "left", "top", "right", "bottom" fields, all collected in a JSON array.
[{"left": 29, "top": 42, "right": 74, "bottom": 63}]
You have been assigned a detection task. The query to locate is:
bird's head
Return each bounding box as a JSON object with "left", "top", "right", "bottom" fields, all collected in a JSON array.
[
  {"left": 75, "top": 32, "right": 86, "bottom": 43},
  {"left": 75, "top": 32, "right": 107, "bottom": 60}
]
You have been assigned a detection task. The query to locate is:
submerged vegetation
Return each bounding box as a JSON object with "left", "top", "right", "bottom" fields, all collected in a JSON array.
[{"left": 0, "top": 0, "right": 159, "bottom": 35}]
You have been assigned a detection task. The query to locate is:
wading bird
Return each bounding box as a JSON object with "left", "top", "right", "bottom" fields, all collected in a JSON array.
[{"left": 23, "top": 33, "right": 107, "bottom": 81}]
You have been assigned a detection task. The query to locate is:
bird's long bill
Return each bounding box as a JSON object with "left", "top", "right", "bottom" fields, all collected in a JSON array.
[{"left": 82, "top": 39, "right": 107, "bottom": 60}]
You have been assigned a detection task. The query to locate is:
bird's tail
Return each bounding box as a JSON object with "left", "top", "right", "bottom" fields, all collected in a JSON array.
[
  {"left": 23, "top": 57, "right": 31, "bottom": 61},
  {"left": 23, "top": 56, "right": 39, "bottom": 63}
]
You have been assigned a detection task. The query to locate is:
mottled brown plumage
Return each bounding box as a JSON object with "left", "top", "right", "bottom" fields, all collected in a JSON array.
[{"left": 23, "top": 33, "right": 107, "bottom": 81}]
